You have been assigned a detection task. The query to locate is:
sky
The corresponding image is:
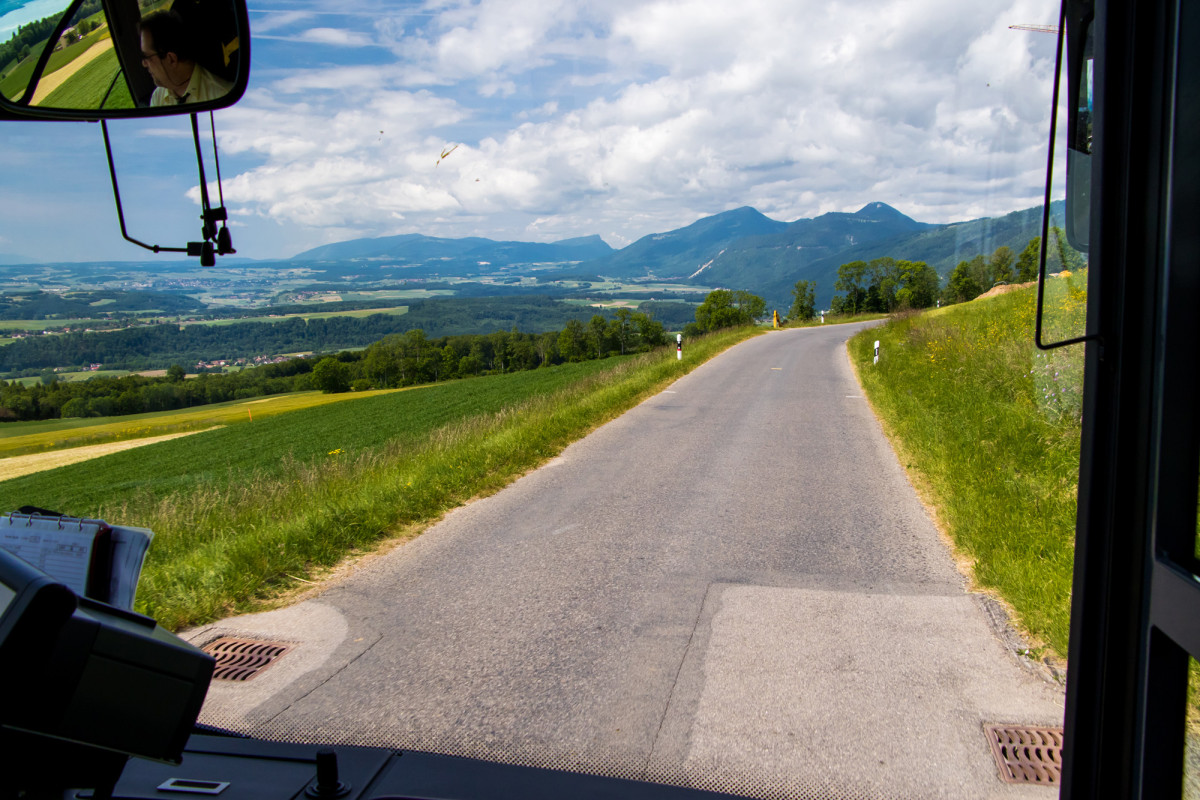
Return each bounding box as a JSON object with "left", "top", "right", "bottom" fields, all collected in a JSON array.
[{"left": 0, "top": 0, "right": 1065, "bottom": 262}]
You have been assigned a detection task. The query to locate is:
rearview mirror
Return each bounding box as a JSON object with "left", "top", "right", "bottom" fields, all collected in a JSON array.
[{"left": 0, "top": 0, "right": 248, "bottom": 120}]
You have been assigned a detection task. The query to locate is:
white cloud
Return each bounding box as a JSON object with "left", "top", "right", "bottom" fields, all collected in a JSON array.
[
  {"left": 293, "top": 27, "right": 377, "bottom": 47},
  {"left": 250, "top": 10, "right": 317, "bottom": 34},
  {"left": 208, "top": 0, "right": 1062, "bottom": 256}
]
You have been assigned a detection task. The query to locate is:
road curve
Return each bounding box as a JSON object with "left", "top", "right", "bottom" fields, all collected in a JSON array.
[{"left": 189, "top": 323, "right": 1063, "bottom": 799}]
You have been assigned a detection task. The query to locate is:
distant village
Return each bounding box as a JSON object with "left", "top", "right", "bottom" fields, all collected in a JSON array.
[{"left": 191, "top": 354, "right": 307, "bottom": 372}]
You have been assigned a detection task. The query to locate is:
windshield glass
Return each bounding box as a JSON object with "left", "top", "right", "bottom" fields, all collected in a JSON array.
[{"left": 0, "top": 1, "right": 1088, "bottom": 796}]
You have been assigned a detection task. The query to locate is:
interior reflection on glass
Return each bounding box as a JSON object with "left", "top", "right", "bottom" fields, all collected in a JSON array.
[
  {"left": 138, "top": 2, "right": 236, "bottom": 106},
  {"left": 1064, "top": 18, "right": 1093, "bottom": 251},
  {"left": 1075, "top": 30, "right": 1094, "bottom": 155},
  {"left": 0, "top": 0, "right": 239, "bottom": 111}
]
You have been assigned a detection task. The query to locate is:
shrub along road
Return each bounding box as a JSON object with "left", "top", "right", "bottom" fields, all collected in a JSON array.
[{"left": 186, "top": 321, "right": 1063, "bottom": 799}]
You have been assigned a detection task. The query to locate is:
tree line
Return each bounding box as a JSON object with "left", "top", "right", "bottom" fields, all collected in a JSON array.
[
  {"left": 805, "top": 228, "right": 1087, "bottom": 316},
  {"left": 941, "top": 228, "right": 1084, "bottom": 304},
  {"left": 0, "top": 310, "right": 668, "bottom": 420},
  {"left": 311, "top": 309, "right": 669, "bottom": 393}
]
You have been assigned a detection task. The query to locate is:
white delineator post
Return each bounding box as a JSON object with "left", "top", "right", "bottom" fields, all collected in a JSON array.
[
  {"left": 677, "top": 333, "right": 682, "bottom": 360},
  {"left": 874, "top": 340, "right": 880, "bottom": 365}
]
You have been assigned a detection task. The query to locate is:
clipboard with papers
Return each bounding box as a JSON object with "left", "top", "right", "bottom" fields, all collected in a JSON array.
[{"left": 0, "top": 512, "right": 153, "bottom": 611}]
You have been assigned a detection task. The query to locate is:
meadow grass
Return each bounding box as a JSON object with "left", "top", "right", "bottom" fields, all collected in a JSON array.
[
  {"left": 0, "top": 329, "right": 758, "bottom": 630},
  {"left": 849, "top": 274, "right": 1088, "bottom": 660}
]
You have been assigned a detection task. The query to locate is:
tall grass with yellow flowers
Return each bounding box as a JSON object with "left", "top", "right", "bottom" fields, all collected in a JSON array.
[
  {"left": 849, "top": 273, "right": 1088, "bottom": 661},
  {"left": 1, "top": 328, "right": 759, "bottom": 630}
]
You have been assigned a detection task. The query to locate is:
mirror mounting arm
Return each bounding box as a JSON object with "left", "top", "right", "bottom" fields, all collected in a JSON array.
[
  {"left": 191, "top": 112, "right": 234, "bottom": 257},
  {"left": 101, "top": 119, "right": 189, "bottom": 255},
  {"left": 101, "top": 114, "right": 233, "bottom": 267}
]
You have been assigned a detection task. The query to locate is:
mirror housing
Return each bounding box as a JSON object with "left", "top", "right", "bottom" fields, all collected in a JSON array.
[{"left": 0, "top": 0, "right": 248, "bottom": 121}]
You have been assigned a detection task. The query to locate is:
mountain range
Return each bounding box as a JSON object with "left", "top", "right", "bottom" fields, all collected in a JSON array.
[
  {"left": 292, "top": 233, "right": 614, "bottom": 266},
  {"left": 289, "top": 201, "right": 1062, "bottom": 309}
]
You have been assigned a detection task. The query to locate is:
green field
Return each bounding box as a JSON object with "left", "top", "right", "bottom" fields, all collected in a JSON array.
[
  {"left": 0, "top": 320, "right": 109, "bottom": 330},
  {"left": 49, "top": 369, "right": 130, "bottom": 382},
  {"left": 0, "top": 361, "right": 643, "bottom": 513},
  {"left": 2, "top": 369, "right": 130, "bottom": 388},
  {"left": 182, "top": 306, "right": 411, "bottom": 326},
  {"left": 43, "top": 46, "right": 134, "bottom": 109},
  {"left": 563, "top": 298, "right": 643, "bottom": 310},
  {"left": 336, "top": 290, "right": 455, "bottom": 301},
  {"left": 597, "top": 282, "right": 712, "bottom": 295},
  {"left": 0, "top": 388, "right": 406, "bottom": 457},
  {"left": 0, "top": 330, "right": 759, "bottom": 629}
]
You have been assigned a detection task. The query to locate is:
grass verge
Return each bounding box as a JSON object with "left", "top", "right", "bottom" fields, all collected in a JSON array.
[
  {"left": 848, "top": 276, "right": 1086, "bottom": 660},
  {"left": 1, "top": 328, "right": 758, "bottom": 630},
  {"left": 846, "top": 273, "right": 1200, "bottom": 736}
]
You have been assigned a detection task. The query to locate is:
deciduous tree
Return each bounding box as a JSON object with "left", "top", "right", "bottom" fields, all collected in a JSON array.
[
  {"left": 990, "top": 246, "right": 1015, "bottom": 284},
  {"left": 943, "top": 259, "right": 983, "bottom": 304},
  {"left": 1017, "top": 237, "right": 1041, "bottom": 282},
  {"left": 312, "top": 356, "right": 350, "bottom": 393},
  {"left": 694, "top": 289, "right": 764, "bottom": 332},
  {"left": 789, "top": 280, "right": 817, "bottom": 321},
  {"left": 834, "top": 261, "right": 869, "bottom": 314}
]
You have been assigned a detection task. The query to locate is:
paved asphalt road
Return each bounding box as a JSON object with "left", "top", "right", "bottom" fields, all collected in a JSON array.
[{"left": 189, "top": 322, "right": 1064, "bottom": 799}]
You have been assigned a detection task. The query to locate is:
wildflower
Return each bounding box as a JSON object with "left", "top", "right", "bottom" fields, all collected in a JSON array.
[{"left": 328, "top": 448, "right": 343, "bottom": 455}]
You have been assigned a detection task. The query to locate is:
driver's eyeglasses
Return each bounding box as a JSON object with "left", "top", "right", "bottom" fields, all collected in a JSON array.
[{"left": 141, "top": 51, "right": 164, "bottom": 61}]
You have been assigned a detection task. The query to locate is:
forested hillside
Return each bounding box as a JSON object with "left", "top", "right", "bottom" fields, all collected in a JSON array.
[
  {"left": 703, "top": 203, "right": 1061, "bottom": 309},
  {"left": 0, "top": 296, "right": 605, "bottom": 372},
  {"left": 691, "top": 203, "right": 934, "bottom": 306},
  {"left": 0, "top": 290, "right": 206, "bottom": 319},
  {"left": 578, "top": 207, "right": 788, "bottom": 280}
]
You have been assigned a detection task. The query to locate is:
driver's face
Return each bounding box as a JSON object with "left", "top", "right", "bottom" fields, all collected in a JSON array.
[{"left": 140, "top": 30, "right": 169, "bottom": 87}]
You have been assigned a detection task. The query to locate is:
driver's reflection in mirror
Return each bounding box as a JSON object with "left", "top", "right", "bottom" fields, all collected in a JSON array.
[{"left": 138, "top": 10, "right": 232, "bottom": 106}]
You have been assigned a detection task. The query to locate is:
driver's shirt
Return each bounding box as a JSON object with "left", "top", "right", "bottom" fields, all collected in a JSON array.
[{"left": 150, "top": 64, "right": 233, "bottom": 107}]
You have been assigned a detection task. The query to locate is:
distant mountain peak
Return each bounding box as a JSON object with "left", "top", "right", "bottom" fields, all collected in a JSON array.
[
  {"left": 854, "top": 202, "right": 911, "bottom": 221},
  {"left": 552, "top": 234, "right": 613, "bottom": 251}
]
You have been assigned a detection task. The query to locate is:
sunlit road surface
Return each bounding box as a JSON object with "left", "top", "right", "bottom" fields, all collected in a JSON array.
[{"left": 189, "top": 323, "right": 1064, "bottom": 799}]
